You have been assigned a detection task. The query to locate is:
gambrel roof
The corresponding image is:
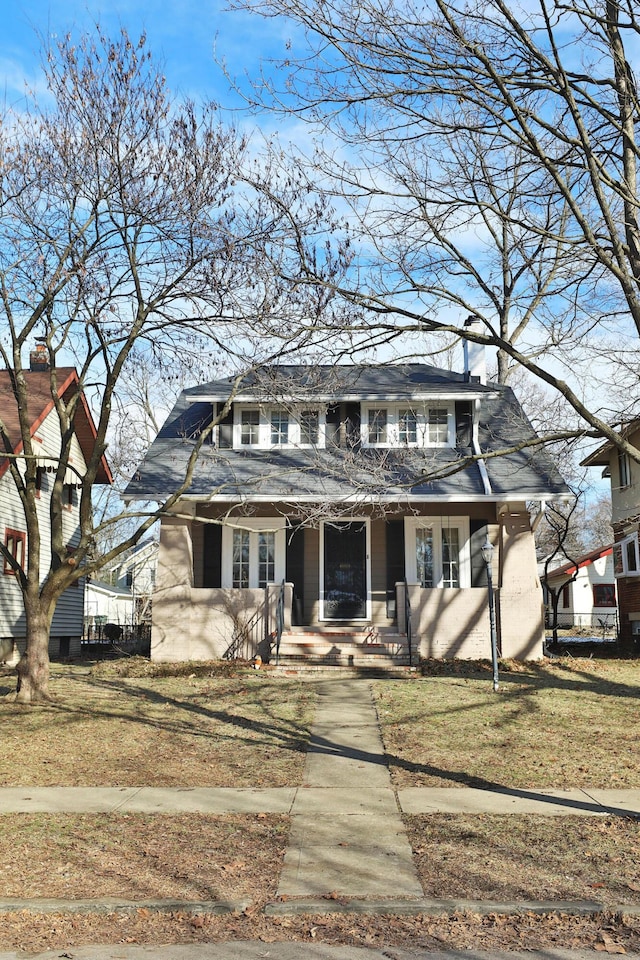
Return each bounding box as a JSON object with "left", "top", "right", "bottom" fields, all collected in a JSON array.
[{"left": 125, "top": 364, "right": 569, "bottom": 503}]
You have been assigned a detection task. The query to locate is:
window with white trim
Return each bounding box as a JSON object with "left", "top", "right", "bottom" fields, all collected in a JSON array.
[
  {"left": 240, "top": 409, "right": 260, "bottom": 446},
  {"left": 614, "top": 533, "right": 640, "bottom": 577},
  {"left": 406, "top": 517, "right": 469, "bottom": 588},
  {"left": 300, "top": 410, "right": 319, "bottom": 445},
  {"left": 221, "top": 520, "right": 285, "bottom": 588},
  {"left": 234, "top": 406, "right": 324, "bottom": 448},
  {"left": 270, "top": 410, "right": 290, "bottom": 445},
  {"left": 428, "top": 407, "right": 449, "bottom": 444},
  {"left": 362, "top": 404, "right": 455, "bottom": 448},
  {"left": 398, "top": 408, "right": 417, "bottom": 445}
]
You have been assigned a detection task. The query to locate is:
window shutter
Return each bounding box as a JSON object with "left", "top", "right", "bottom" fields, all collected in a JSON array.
[{"left": 203, "top": 523, "right": 222, "bottom": 587}]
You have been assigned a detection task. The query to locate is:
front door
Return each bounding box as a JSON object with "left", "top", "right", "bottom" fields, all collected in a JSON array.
[{"left": 322, "top": 521, "right": 368, "bottom": 620}]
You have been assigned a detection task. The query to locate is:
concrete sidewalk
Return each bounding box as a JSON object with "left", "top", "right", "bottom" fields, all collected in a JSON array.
[{"left": 0, "top": 785, "right": 638, "bottom": 818}]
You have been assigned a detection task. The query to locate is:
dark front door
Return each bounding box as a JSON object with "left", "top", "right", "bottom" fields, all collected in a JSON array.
[{"left": 323, "top": 521, "right": 367, "bottom": 620}]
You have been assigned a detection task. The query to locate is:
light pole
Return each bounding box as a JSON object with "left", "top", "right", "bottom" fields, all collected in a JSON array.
[{"left": 481, "top": 537, "right": 500, "bottom": 692}]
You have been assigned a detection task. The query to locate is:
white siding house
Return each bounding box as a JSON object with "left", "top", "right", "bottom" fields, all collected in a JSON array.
[{"left": 0, "top": 365, "right": 111, "bottom": 660}]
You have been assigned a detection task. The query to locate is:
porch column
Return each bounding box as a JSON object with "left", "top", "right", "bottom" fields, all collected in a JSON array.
[
  {"left": 498, "top": 505, "right": 545, "bottom": 660},
  {"left": 151, "top": 517, "right": 194, "bottom": 661}
]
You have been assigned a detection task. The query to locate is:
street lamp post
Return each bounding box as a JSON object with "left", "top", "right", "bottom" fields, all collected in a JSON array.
[{"left": 481, "top": 537, "right": 500, "bottom": 692}]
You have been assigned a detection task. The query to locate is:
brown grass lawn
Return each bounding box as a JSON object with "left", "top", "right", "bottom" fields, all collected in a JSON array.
[
  {"left": 2, "top": 657, "right": 640, "bottom": 954},
  {"left": 0, "top": 660, "right": 316, "bottom": 787},
  {"left": 374, "top": 658, "right": 640, "bottom": 789}
]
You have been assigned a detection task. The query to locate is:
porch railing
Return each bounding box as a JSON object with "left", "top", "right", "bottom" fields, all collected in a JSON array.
[
  {"left": 404, "top": 579, "right": 413, "bottom": 667},
  {"left": 274, "top": 579, "right": 286, "bottom": 665}
]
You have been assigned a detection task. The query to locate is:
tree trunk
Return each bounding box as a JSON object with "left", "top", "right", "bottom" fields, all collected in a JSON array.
[{"left": 15, "top": 608, "right": 52, "bottom": 704}]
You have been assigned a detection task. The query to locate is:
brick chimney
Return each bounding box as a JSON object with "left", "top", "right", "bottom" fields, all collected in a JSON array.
[{"left": 29, "top": 342, "right": 50, "bottom": 372}]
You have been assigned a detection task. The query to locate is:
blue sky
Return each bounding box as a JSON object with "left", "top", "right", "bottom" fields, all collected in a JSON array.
[{"left": 0, "top": 0, "right": 285, "bottom": 111}]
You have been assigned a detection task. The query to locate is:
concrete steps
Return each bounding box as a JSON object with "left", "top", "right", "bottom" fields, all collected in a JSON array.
[{"left": 271, "top": 628, "right": 413, "bottom": 672}]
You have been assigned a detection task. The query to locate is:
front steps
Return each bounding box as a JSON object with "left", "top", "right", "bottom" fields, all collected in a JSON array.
[{"left": 270, "top": 627, "right": 414, "bottom": 673}]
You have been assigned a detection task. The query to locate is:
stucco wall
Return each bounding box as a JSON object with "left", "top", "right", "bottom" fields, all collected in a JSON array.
[
  {"left": 407, "top": 584, "right": 493, "bottom": 660},
  {"left": 498, "top": 507, "right": 544, "bottom": 659}
]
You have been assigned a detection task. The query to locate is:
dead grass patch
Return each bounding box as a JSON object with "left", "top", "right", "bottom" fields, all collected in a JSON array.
[
  {"left": 0, "top": 813, "right": 287, "bottom": 901},
  {"left": 406, "top": 814, "right": 640, "bottom": 909},
  {"left": 0, "top": 663, "right": 316, "bottom": 787},
  {"left": 375, "top": 658, "right": 640, "bottom": 789},
  {"left": 2, "top": 909, "right": 640, "bottom": 955}
]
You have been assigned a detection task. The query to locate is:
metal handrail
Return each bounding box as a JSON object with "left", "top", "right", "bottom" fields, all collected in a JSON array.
[
  {"left": 274, "top": 579, "right": 285, "bottom": 665},
  {"left": 404, "top": 579, "right": 413, "bottom": 667}
]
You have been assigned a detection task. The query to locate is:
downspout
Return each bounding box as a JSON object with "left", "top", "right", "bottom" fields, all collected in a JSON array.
[{"left": 473, "top": 398, "right": 492, "bottom": 496}]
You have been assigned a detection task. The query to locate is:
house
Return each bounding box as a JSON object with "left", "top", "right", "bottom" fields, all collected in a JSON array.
[
  {"left": 102, "top": 538, "right": 158, "bottom": 625},
  {"left": 583, "top": 425, "right": 640, "bottom": 651},
  {"left": 540, "top": 545, "right": 618, "bottom": 636},
  {"left": 83, "top": 579, "right": 135, "bottom": 635},
  {"left": 0, "top": 358, "right": 111, "bottom": 660},
  {"left": 124, "top": 359, "right": 569, "bottom": 665}
]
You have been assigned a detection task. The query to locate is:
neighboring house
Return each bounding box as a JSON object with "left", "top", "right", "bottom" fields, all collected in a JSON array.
[
  {"left": 0, "top": 358, "right": 111, "bottom": 660},
  {"left": 84, "top": 579, "right": 135, "bottom": 631},
  {"left": 583, "top": 425, "right": 640, "bottom": 650},
  {"left": 125, "top": 358, "right": 569, "bottom": 665},
  {"left": 540, "top": 545, "right": 618, "bottom": 634},
  {"left": 104, "top": 538, "right": 158, "bottom": 624}
]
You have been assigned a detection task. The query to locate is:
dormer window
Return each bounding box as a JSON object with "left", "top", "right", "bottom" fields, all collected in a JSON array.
[
  {"left": 428, "top": 408, "right": 449, "bottom": 444},
  {"left": 234, "top": 405, "right": 325, "bottom": 448},
  {"left": 362, "top": 403, "right": 455, "bottom": 448},
  {"left": 368, "top": 409, "right": 388, "bottom": 445},
  {"left": 270, "top": 410, "right": 290, "bottom": 445},
  {"left": 398, "top": 408, "right": 417, "bottom": 445},
  {"left": 241, "top": 410, "right": 260, "bottom": 446},
  {"left": 300, "top": 410, "right": 319, "bottom": 445}
]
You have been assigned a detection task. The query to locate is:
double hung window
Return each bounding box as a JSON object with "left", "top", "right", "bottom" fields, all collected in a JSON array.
[
  {"left": 222, "top": 520, "right": 285, "bottom": 589},
  {"left": 407, "top": 518, "right": 468, "bottom": 588},
  {"left": 240, "top": 410, "right": 260, "bottom": 446}
]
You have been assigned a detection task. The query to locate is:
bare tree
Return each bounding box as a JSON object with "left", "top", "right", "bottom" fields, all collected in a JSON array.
[
  {"left": 539, "top": 497, "right": 585, "bottom": 645},
  {"left": 0, "top": 28, "right": 339, "bottom": 703},
  {"left": 228, "top": 0, "right": 640, "bottom": 460}
]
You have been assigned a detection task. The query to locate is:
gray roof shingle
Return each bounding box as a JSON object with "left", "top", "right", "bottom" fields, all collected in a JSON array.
[{"left": 124, "top": 364, "right": 568, "bottom": 502}]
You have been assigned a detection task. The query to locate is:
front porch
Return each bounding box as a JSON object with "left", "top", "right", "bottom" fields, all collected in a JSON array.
[{"left": 150, "top": 505, "right": 545, "bottom": 664}]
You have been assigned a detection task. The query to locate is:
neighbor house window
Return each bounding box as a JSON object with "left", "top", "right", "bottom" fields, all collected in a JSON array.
[
  {"left": 415, "top": 527, "right": 434, "bottom": 587},
  {"left": 593, "top": 583, "right": 616, "bottom": 607},
  {"left": 407, "top": 518, "right": 468, "bottom": 588},
  {"left": 368, "top": 408, "right": 388, "bottom": 444},
  {"left": 561, "top": 583, "right": 571, "bottom": 608},
  {"left": 618, "top": 451, "right": 632, "bottom": 489},
  {"left": 3, "top": 528, "right": 25, "bottom": 575},
  {"left": 240, "top": 410, "right": 260, "bottom": 446},
  {"left": 441, "top": 527, "right": 460, "bottom": 588},
  {"left": 232, "top": 529, "right": 250, "bottom": 587}
]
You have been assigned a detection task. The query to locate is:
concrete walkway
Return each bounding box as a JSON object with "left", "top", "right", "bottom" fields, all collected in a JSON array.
[{"left": 277, "top": 679, "right": 423, "bottom": 897}]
